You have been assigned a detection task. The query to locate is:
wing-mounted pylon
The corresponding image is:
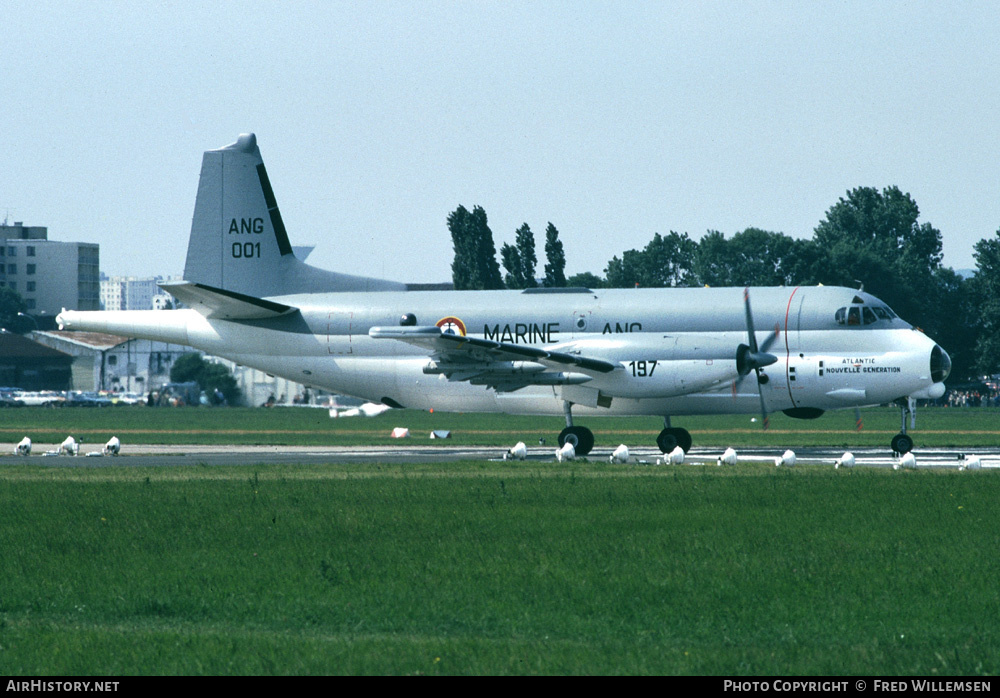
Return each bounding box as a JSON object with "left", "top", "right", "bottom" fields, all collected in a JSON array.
[{"left": 369, "top": 326, "right": 616, "bottom": 392}]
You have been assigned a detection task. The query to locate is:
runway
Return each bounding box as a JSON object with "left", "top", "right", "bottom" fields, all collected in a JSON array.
[{"left": 5, "top": 443, "right": 999, "bottom": 470}]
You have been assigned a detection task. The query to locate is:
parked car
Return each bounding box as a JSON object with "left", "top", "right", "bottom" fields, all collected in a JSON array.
[
  {"left": 66, "top": 391, "right": 112, "bottom": 407},
  {"left": 14, "top": 391, "right": 66, "bottom": 407}
]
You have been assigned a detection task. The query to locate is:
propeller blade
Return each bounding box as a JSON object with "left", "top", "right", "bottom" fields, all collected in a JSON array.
[
  {"left": 743, "top": 287, "right": 759, "bottom": 353},
  {"left": 854, "top": 407, "right": 864, "bottom": 432},
  {"left": 756, "top": 369, "right": 770, "bottom": 430},
  {"left": 738, "top": 291, "right": 779, "bottom": 377},
  {"left": 742, "top": 289, "right": 771, "bottom": 430},
  {"left": 759, "top": 322, "right": 781, "bottom": 354}
]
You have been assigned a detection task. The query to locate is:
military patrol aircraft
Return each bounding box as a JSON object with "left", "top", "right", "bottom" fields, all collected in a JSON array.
[{"left": 57, "top": 134, "right": 951, "bottom": 455}]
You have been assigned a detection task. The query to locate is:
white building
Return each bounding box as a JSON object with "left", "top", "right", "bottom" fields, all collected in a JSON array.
[
  {"left": 100, "top": 275, "right": 179, "bottom": 311},
  {"left": 28, "top": 331, "right": 191, "bottom": 394},
  {"left": 0, "top": 222, "right": 100, "bottom": 324}
]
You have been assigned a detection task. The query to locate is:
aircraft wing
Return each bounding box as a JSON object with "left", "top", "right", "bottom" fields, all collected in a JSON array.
[
  {"left": 369, "top": 326, "right": 617, "bottom": 392},
  {"left": 160, "top": 281, "right": 298, "bottom": 320}
]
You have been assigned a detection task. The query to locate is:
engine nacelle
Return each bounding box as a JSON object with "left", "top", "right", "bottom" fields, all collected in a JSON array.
[
  {"left": 551, "top": 334, "right": 745, "bottom": 399},
  {"left": 595, "top": 358, "right": 739, "bottom": 398}
]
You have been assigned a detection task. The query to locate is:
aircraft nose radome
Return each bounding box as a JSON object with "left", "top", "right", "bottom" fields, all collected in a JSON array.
[{"left": 930, "top": 344, "right": 951, "bottom": 384}]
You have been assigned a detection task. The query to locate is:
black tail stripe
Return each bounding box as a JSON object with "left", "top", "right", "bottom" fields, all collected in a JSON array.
[{"left": 256, "top": 164, "right": 294, "bottom": 256}]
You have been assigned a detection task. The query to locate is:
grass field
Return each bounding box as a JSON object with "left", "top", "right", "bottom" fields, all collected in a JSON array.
[
  {"left": 1, "top": 406, "right": 999, "bottom": 675},
  {"left": 0, "top": 404, "right": 998, "bottom": 449},
  {"left": 1, "top": 461, "right": 999, "bottom": 675}
]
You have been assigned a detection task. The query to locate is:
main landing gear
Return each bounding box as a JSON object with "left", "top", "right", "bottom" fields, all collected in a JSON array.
[
  {"left": 890, "top": 398, "right": 915, "bottom": 455},
  {"left": 657, "top": 416, "right": 692, "bottom": 454},
  {"left": 558, "top": 402, "right": 595, "bottom": 455},
  {"left": 557, "top": 404, "right": 692, "bottom": 457}
]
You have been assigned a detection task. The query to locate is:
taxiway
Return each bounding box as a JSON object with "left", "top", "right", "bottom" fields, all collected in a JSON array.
[{"left": 4, "top": 443, "right": 998, "bottom": 470}]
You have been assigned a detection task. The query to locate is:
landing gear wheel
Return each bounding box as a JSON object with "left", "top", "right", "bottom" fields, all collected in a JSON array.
[
  {"left": 656, "top": 427, "right": 693, "bottom": 454},
  {"left": 559, "top": 426, "right": 594, "bottom": 456},
  {"left": 891, "top": 433, "right": 913, "bottom": 455}
]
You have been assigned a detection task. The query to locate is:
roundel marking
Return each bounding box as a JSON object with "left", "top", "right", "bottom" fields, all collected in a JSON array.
[{"left": 436, "top": 316, "right": 467, "bottom": 337}]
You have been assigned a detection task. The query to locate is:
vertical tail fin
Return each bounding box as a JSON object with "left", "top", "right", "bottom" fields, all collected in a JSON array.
[{"left": 183, "top": 134, "right": 405, "bottom": 297}]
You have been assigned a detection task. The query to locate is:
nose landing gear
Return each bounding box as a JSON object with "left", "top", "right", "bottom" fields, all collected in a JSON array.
[
  {"left": 891, "top": 433, "right": 914, "bottom": 455},
  {"left": 891, "top": 397, "right": 916, "bottom": 455}
]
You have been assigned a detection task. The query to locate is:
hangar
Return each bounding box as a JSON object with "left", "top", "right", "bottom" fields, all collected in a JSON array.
[{"left": 0, "top": 332, "right": 72, "bottom": 391}]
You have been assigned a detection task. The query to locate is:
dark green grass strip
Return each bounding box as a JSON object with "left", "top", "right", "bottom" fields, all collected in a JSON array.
[
  {"left": 1, "top": 464, "right": 998, "bottom": 674},
  {"left": 0, "top": 406, "right": 998, "bottom": 448}
]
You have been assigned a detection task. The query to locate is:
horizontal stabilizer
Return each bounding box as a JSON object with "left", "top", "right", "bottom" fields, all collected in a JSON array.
[{"left": 160, "top": 281, "right": 297, "bottom": 320}]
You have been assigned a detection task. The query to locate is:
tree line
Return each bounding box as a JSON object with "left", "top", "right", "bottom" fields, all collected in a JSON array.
[{"left": 449, "top": 186, "right": 1000, "bottom": 383}]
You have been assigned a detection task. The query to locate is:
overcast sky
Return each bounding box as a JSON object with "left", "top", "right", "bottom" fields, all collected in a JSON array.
[{"left": 3, "top": 2, "right": 998, "bottom": 281}]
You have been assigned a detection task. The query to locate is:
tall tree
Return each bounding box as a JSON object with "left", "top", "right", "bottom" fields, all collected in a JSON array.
[
  {"left": 515, "top": 223, "right": 537, "bottom": 288},
  {"left": 970, "top": 231, "right": 1000, "bottom": 377},
  {"left": 812, "top": 186, "right": 943, "bottom": 324},
  {"left": 500, "top": 242, "right": 524, "bottom": 289},
  {"left": 691, "top": 230, "right": 730, "bottom": 287},
  {"left": 500, "top": 223, "right": 538, "bottom": 289},
  {"left": 693, "top": 228, "right": 822, "bottom": 287},
  {"left": 604, "top": 232, "right": 696, "bottom": 288},
  {"left": 448, "top": 205, "right": 503, "bottom": 290},
  {"left": 0, "top": 286, "right": 31, "bottom": 334},
  {"left": 923, "top": 266, "right": 977, "bottom": 382},
  {"left": 169, "top": 353, "right": 241, "bottom": 405},
  {"left": 543, "top": 223, "right": 567, "bottom": 288},
  {"left": 448, "top": 205, "right": 477, "bottom": 290}
]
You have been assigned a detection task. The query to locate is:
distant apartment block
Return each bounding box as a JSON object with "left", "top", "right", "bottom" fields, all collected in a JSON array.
[
  {"left": 0, "top": 222, "right": 100, "bottom": 324},
  {"left": 100, "top": 275, "right": 175, "bottom": 311}
]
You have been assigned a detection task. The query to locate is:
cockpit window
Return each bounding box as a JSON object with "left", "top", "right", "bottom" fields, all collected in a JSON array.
[{"left": 836, "top": 304, "right": 898, "bottom": 326}]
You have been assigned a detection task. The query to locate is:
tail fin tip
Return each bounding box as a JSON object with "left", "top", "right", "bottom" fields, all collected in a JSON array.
[{"left": 219, "top": 133, "right": 257, "bottom": 153}]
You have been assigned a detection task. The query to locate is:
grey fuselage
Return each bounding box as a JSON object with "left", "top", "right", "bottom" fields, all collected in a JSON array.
[{"left": 61, "top": 284, "right": 947, "bottom": 419}]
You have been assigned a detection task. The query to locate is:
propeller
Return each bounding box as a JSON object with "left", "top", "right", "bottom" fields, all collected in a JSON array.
[{"left": 734, "top": 288, "right": 780, "bottom": 430}]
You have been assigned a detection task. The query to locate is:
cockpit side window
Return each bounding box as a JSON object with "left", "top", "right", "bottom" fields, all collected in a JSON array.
[{"left": 836, "top": 304, "right": 898, "bottom": 327}]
